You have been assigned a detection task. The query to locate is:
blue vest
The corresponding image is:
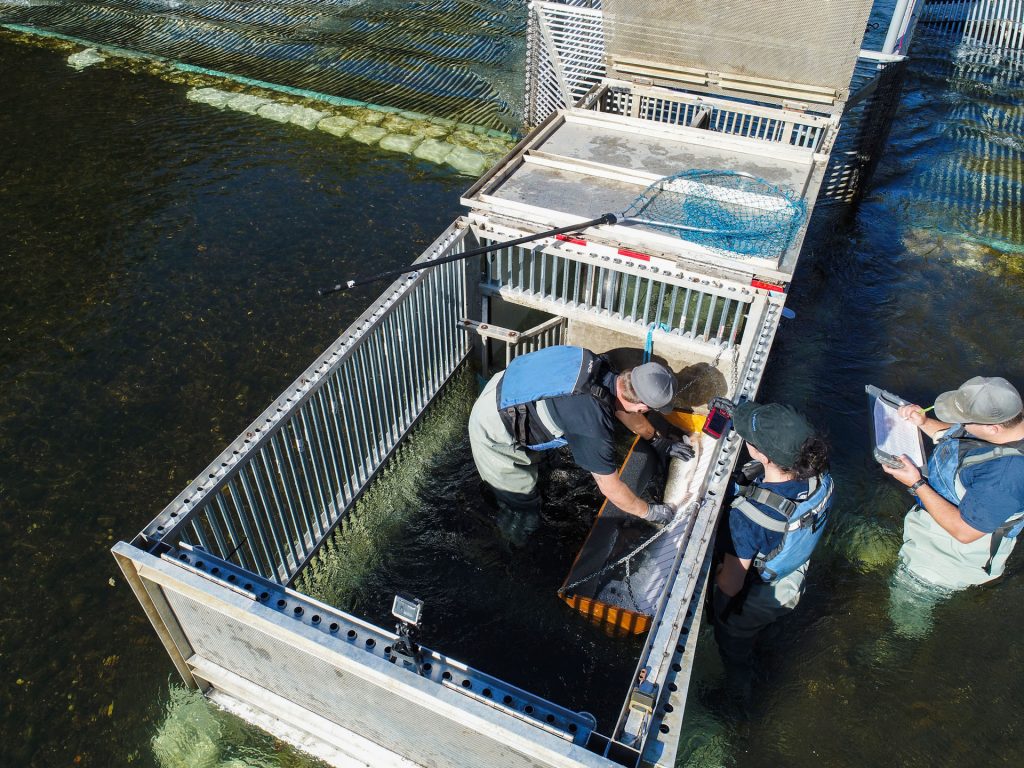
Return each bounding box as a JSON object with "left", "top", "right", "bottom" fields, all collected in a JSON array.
[
  {"left": 926, "top": 426, "right": 1024, "bottom": 540},
  {"left": 731, "top": 463, "right": 834, "bottom": 583},
  {"left": 496, "top": 346, "right": 610, "bottom": 450}
]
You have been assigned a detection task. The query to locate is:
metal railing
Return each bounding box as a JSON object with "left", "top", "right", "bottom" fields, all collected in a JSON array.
[
  {"left": 508, "top": 316, "right": 568, "bottom": 362},
  {"left": 481, "top": 238, "right": 753, "bottom": 350},
  {"left": 525, "top": 1, "right": 606, "bottom": 127},
  {"left": 592, "top": 81, "right": 832, "bottom": 150},
  {"left": 137, "top": 224, "right": 473, "bottom": 584},
  {"left": 922, "top": 0, "right": 1024, "bottom": 51}
]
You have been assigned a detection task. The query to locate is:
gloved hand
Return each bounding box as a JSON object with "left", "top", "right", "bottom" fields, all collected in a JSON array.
[
  {"left": 651, "top": 435, "right": 695, "bottom": 461},
  {"left": 643, "top": 502, "right": 675, "bottom": 527},
  {"left": 708, "top": 396, "right": 737, "bottom": 417}
]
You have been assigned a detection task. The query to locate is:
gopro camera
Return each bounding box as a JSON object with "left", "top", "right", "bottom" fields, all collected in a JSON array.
[{"left": 392, "top": 594, "right": 423, "bottom": 627}]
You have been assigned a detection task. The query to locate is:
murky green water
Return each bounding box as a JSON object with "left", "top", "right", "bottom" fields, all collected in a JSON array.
[
  {"left": 677, "top": 36, "right": 1024, "bottom": 767},
  {"left": 2, "top": 13, "right": 1023, "bottom": 768},
  {"left": 0, "top": 35, "right": 465, "bottom": 766}
]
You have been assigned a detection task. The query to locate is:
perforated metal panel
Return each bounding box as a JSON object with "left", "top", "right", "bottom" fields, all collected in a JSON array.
[
  {"left": 602, "top": 0, "right": 875, "bottom": 97},
  {"left": 163, "top": 588, "right": 557, "bottom": 768}
]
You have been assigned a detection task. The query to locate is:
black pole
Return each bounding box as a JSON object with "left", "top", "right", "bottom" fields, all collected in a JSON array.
[{"left": 317, "top": 213, "right": 618, "bottom": 297}]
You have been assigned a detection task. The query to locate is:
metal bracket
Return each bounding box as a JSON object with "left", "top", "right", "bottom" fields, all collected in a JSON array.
[{"left": 628, "top": 670, "right": 659, "bottom": 716}]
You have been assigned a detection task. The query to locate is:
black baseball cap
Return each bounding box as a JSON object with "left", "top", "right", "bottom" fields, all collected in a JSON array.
[{"left": 732, "top": 401, "right": 814, "bottom": 468}]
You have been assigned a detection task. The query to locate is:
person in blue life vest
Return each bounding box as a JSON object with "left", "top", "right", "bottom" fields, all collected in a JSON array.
[
  {"left": 707, "top": 400, "right": 833, "bottom": 704},
  {"left": 467, "top": 345, "right": 694, "bottom": 543},
  {"left": 882, "top": 376, "right": 1024, "bottom": 590}
]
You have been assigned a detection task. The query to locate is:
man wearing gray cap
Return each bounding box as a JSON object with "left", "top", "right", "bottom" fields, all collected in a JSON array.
[
  {"left": 468, "top": 345, "right": 692, "bottom": 543},
  {"left": 884, "top": 376, "right": 1024, "bottom": 589}
]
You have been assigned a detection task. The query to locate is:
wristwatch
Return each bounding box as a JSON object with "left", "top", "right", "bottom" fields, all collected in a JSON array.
[{"left": 908, "top": 478, "right": 928, "bottom": 495}]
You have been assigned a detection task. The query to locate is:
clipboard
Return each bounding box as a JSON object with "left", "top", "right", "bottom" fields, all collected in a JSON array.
[{"left": 865, "top": 385, "right": 928, "bottom": 471}]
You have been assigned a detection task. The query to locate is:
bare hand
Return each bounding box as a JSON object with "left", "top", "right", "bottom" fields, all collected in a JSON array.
[
  {"left": 882, "top": 454, "right": 921, "bottom": 487},
  {"left": 896, "top": 403, "right": 926, "bottom": 428}
]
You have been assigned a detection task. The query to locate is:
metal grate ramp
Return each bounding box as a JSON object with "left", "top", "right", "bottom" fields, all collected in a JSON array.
[{"left": 601, "top": 0, "right": 875, "bottom": 107}]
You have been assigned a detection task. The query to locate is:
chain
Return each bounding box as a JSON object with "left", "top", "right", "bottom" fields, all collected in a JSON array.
[
  {"left": 564, "top": 499, "right": 703, "bottom": 591},
  {"left": 710, "top": 343, "right": 741, "bottom": 395}
]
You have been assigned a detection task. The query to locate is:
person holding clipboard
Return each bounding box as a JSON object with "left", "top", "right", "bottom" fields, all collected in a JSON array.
[{"left": 882, "top": 376, "right": 1024, "bottom": 590}]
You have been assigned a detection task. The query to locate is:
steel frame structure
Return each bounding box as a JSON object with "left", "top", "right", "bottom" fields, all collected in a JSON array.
[{"left": 115, "top": 1, "right": 960, "bottom": 766}]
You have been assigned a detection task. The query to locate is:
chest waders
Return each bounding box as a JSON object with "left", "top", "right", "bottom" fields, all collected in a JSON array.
[
  {"left": 925, "top": 427, "right": 1024, "bottom": 575},
  {"left": 731, "top": 461, "right": 835, "bottom": 583},
  {"left": 495, "top": 346, "right": 612, "bottom": 450}
]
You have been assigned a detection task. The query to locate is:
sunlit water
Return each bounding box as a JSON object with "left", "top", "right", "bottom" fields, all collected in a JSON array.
[
  {"left": 2, "top": 16, "right": 1023, "bottom": 768},
  {"left": 0, "top": 0, "right": 526, "bottom": 131}
]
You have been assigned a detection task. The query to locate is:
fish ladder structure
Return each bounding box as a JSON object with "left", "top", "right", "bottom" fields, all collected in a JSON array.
[{"left": 114, "top": 2, "right": 934, "bottom": 768}]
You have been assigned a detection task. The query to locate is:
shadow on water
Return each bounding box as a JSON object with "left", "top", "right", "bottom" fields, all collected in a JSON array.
[{"left": 677, "top": 31, "right": 1024, "bottom": 768}]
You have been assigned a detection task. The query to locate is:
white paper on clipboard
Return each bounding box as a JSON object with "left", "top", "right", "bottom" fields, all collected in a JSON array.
[{"left": 866, "top": 385, "right": 927, "bottom": 469}]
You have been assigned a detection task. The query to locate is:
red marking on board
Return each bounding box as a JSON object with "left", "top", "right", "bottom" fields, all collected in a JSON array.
[
  {"left": 751, "top": 279, "right": 786, "bottom": 293},
  {"left": 617, "top": 248, "right": 651, "bottom": 262},
  {"left": 555, "top": 234, "right": 588, "bottom": 246}
]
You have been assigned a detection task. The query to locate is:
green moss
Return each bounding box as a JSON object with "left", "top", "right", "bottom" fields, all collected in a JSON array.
[{"left": 297, "top": 367, "right": 474, "bottom": 610}]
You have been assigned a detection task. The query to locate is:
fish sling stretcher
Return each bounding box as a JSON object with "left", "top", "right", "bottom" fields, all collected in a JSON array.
[{"left": 560, "top": 412, "right": 711, "bottom": 635}]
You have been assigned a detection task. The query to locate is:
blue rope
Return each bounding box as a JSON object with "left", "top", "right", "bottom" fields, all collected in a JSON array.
[{"left": 643, "top": 323, "right": 671, "bottom": 364}]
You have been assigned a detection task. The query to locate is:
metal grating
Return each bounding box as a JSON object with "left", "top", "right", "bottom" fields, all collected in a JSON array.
[
  {"left": 922, "top": 0, "right": 980, "bottom": 34},
  {"left": 506, "top": 316, "right": 567, "bottom": 363},
  {"left": 525, "top": 1, "right": 605, "bottom": 127},
  {"left": 601, "top": 0, "right": 875, "bottom": 99},
  {"left": 820, "top": 55, "right": 909, "bottom": 204},
  {"left": 480, "top": 238, "right": 753, "bottom": 351},
  {"left": 922, "top": 0, "right": 1024, "bottom": 51},
  {"left": 593, "top": 82, "right": 830, "bottom": 150},
  {"left": 139, "top": 224, "right": 472, "bottom": 583}
]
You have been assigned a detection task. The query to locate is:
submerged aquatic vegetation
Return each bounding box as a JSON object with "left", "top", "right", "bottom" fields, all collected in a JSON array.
[{"left": 296, "top": 366, "right": 476, "bottom": 610}]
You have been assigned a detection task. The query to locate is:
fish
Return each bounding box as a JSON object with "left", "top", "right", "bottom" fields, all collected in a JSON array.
[
  {"left": 664, "top": 431, "right": 704, "bottom": 513},
  {"left": 593, "top": 430, "right": 708, "bottom": 613}
]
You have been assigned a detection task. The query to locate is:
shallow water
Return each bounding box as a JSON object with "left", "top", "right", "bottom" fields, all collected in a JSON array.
[
  {"left": 2, "top": 14, "right": 1024, "bottom": 768},
  {"left": 0, "top": 35, "right": 465, "bottom": 766},
  {"left": 0, "top": 0, "right": 526, "bottom": 130},
  {"left": 676, "top": 34, "right": 1024, "bottom": 768}
]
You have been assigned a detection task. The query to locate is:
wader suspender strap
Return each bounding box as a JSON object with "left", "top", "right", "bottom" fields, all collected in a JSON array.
[
  {"left": 733, "top": 477, "right": 822, "bottom": 575},
  {"left": 956, "top": 441, "right": 1024, "bottom": 575},
  {"left": 495, "top": 379, "right": 533, "bottom": 448},
  {"left": 982, "top": 516, "right": 1023, "bottom": 575}
]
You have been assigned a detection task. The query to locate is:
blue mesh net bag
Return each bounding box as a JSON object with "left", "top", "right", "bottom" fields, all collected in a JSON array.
[{"left": 622, "top": 170, "right": 807, "bottom": 258}]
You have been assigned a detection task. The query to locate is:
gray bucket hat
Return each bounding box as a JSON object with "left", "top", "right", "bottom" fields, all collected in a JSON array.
[
  {"left": 933, "top": 376, "right": 1023, "bottom": 425},
  {"left": 631, "top": 362, "right": 677, "bottom": 413}
]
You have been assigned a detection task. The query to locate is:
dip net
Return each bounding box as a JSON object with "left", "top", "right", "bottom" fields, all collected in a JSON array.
[{"left": 623, "top": 170, "right": 807, "bottom": 259}]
